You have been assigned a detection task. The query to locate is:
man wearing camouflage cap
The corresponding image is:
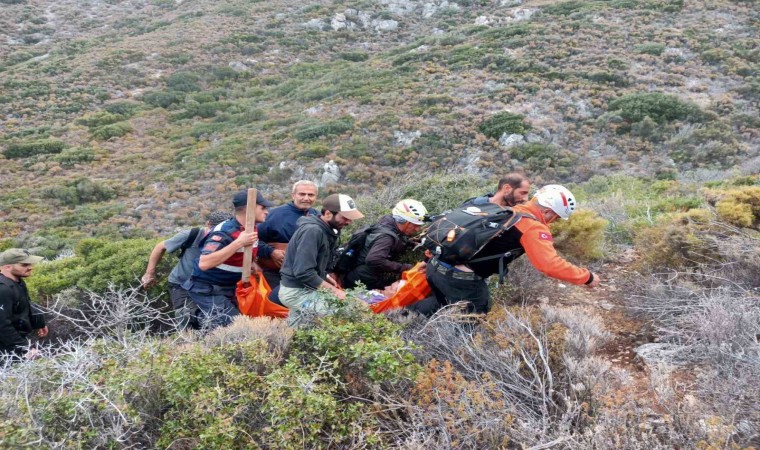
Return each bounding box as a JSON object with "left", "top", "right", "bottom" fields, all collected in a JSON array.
[{"left": 0, "top": 249, "right": 48, "bottom": 360}]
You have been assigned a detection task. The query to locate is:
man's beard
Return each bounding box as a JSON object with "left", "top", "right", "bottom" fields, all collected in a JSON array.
[
  {"left": 327, "top": 217, "right": 344, "bottom": 229},
  {"left": 503, "top": 192, "right": 517, "bottom": 207}
]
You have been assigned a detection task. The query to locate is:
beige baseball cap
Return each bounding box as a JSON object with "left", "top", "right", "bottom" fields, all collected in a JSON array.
[
  {"left": 0, "top": 249, "right": 44, "bottom": 266},
  {"left": 322, "top": 194, "right": 364, "bottom": 220}
]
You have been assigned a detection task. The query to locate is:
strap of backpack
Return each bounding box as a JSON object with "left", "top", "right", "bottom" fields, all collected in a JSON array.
[
  {"left": 178, "top": 227, "right": 201, "bottom": 258},
  {"left": 466, "top": 211, "right": 538, "bottom": 284}
]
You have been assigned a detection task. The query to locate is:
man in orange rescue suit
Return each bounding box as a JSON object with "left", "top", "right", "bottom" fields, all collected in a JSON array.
[{"left": 425, "top": 185, "right": 601, "bottom": 314}]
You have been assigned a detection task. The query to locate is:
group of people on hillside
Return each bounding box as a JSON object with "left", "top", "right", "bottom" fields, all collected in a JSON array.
[{"left": 1, "top": 173, "right": 601, "bottom": 360}]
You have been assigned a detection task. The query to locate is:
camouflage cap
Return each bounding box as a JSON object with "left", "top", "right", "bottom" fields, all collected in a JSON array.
[{"left": 0, "top": 248, "right": 44, "bottom": 266}]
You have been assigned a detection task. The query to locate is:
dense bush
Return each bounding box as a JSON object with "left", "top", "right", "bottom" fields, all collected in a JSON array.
[
  {"left": 635, "top": 43, "right": 665, "bottom": 55},
  {"left": 166, "top": 71, "right": 202, "bottom": 92},
  {"left": 551, "top": 209, "right": 609, "bottom": 262},
  {"left": 26, "top": 237, "right": 165, "bottom": 298},
  {"left": 510, "top": 143, "right": 579, "bottom": 179},
  {"left": 705, "top": 185, "right": 760, "bottom": 229},
  {"left": 3, "top": 139, "right": 66, "bottom": 159},
  {"left": 667, "top": 122, "right": 744, "bottom": 168},
  {"left": 91, "top": 122, "right": 133, "bottom": 140},
  {"left": 143, "top": 90, "right": 184, "bottom": 108},
  {"left": 293, "top": 116, "right": 354, "bottom": 141},
  {"left": 52, "top": 147, "right": 95, "bottom": 167},
  {"left": 76, "top": 111, "right": 127, "bottom": 129},
  {"left": 608, "top": 92, "right": 703, "bottom": 124},
  {"left": 42, "top": 177, "right": 116, "bottom": 206},
  {"left": 633, "top": 209, "right": 726, "bottom": 273},
  {"left": 478, "top": 112, "right": 530, "bottom": 140}
]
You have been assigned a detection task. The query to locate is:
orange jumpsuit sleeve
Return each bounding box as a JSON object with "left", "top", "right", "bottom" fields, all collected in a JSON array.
[{"left": 516, "top": 220, "right": 592, "bottom": 285}]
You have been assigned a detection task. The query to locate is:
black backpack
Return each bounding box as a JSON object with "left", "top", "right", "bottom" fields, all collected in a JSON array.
[
  {"left": 176, "top": 227, "right": 201, "bottom": 259},
  {"left": 422, "top": 203, "right": 534, "bottom": 282},
  {"left": 331, "top": 225, "right": 396, "bottom": 275}
]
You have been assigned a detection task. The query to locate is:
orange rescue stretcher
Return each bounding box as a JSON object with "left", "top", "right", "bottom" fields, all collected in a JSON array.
[{"left": 235, "top": 262, "right": 430, "bottom": 319}]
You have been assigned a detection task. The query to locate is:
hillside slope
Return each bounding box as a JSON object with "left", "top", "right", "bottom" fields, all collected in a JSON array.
[{"left": 1, "top": 0, "right": 758, "bottom": 251}]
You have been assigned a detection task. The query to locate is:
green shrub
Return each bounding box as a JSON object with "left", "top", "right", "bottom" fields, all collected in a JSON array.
[
  {"left": 510, "top": 143, "right": 578, "bottom": 178},
  {"left": 292, "top": 310, "right": 420, "bottom": 385},
  {"left": 42, "top": 177, "right": 116, "bottom": 206},
  {"left": 46, "top": 203, "right": 124, "bottom": 228},
  {"left": 706, "top": 186, "right": 760, "bottom": 229},
  {"left": 156, "top": 342, "right": 275, "bottom": 449},
  {"left": 635, "top": 43, "right": 665, "bottom": 56},
  {"left": 297, "top": 142, "right": 330, "bottom": 159},
  {"left": 91, "top": 121, "right": 132, "bottom": 140},
  {"left": 667, "top": 122, "right": 743, "bottom": 168},
  {"left": 608, "top": 92, "right": 703, "bottom": 124},
  {"left": 550, "top": 209, "right": 609, "bottom": 262},
  {"left": 4, "top": 139, "right": 66, "bottom": 158},
  {"left": 103, "top": 101, "right": 141, "bottom": 116},
  {"left": 52, "top": 147, "right": 95, "bottom": 167},
  {"left": 28, "top": 237, "right": 164, "bottom": 296},
  {"left": 294, "top": 116, "right": 354, "bottom": 141},
  {"left": 166, "top": 71, "right": 202, "bottom": 92},
  {"left": 338, "top": 51, "right": 369, "bottom": 62},
  {"left": 542, "top": 0, "right": 588, "bottom": 15},
  {"left": 262, "top": 358, "right": 365, "bottom": 448},
  {"left": 174, "top": 101, "right": 233, "bottom": 120},
  {"left": 143, "top": 91, "right": 184, "bottom": 108},
  {"left": 478, "top": 112, "right": 530, "bottom": 140},
  {"left": 631, "top": 208, "right": 748, "bottom": 273},
  {"left": 76, "top": 111, "right": 125, "bottom": 129}
]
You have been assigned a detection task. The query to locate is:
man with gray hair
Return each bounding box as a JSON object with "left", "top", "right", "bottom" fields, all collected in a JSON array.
[{"left": 257, "top": 180, "right": 319, "bottom": 290}]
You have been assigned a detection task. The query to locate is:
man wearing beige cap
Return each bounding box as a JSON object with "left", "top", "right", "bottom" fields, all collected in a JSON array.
[
  {"left": 0, "top": 249, "right": 48, "bottom": 360},
  {"left": 279, "top": 194, "right": 363, "bottom": 322}
]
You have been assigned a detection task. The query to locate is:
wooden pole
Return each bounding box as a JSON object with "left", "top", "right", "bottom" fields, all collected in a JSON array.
[{"left": 241, "top": 188, "right": 257, "bottom": 286}]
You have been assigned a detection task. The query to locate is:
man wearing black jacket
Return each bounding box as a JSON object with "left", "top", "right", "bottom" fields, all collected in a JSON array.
[
  {"left": 279, "top": 194, "right": 363, "bottom": 319},
  {"left": 0, "top": 249, "right": 48, "bottom": 361},
  {"left": 343, "top": 199, "right": 428, "bottom": 290}
]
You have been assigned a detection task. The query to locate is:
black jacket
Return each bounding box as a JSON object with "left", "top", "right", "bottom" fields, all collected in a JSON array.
[
  {"left": 357, "top": 215, "right": 411, "bottom": 274},
  {"left": 280, "top": 216, "right": 340, "bottom": 290},
  {"left": 0, "top": 274, "right": 46, "bottom": 356}
]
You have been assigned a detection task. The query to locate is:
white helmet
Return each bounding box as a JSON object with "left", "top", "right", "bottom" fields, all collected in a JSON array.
[
  {"left": 392, "top": 199, "right": 428, "bottom": 225},
  {"left": 534, "top": 185, "right": 576, "bottom": 220}
]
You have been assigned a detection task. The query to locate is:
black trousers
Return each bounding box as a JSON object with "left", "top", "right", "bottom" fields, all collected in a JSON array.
[
  {"left": 344, "top": 265, "right": 401, "bottom": 290},
  {"left": 424, "top": 262, "right": 490, "bottom": 314}
]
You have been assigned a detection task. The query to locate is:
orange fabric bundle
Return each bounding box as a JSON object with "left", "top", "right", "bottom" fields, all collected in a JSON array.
[
  {"left": 236, "top": 272, "right": 289, "bottom": 319},
  {"left": 370, "top": 262, "right": 431, "bottom": 313}
]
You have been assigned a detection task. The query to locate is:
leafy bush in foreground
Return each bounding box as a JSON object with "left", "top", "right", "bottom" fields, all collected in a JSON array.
[
  {"left": 27, "top": 238, "right": 167, "bottom": 298},
  {"left": 701, "top": 185, "right": 760, "bottom": 229},
  {"left": 551, "top": 208, "right": 609, "bottom": 262}
]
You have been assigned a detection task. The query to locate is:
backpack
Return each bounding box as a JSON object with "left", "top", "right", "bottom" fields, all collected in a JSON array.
[
  {"left": 331, "top": 225, "right": 397, "bottom": 275},
  {"left": 422, "top": 203, "right": 534, "bottom": 282},
  {"left": 176, "top": 227, "right": 201, "bottom": 259}
]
